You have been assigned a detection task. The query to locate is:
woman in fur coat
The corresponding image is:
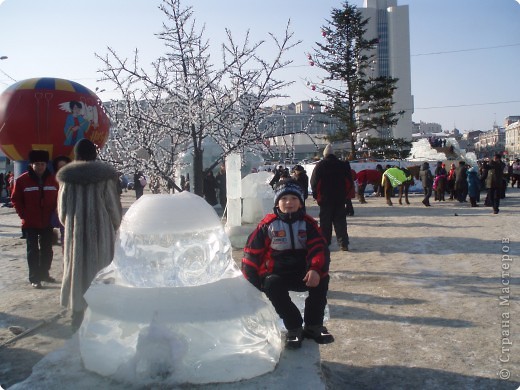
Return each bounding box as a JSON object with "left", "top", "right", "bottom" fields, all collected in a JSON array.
[{"left": 57, "top": 139, "right": 122, "bottom": 328}]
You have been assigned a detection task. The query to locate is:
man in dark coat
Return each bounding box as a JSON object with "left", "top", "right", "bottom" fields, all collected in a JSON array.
[
  {"left": 291, "top": 165, "right": 309, "bottom": 202},
  {"left": 269, "top": 165, "right": 284, "bottom": 189},
  {"left": 455, "top": 161, "right": 468, "bottom": 202},
  {"left": 419, "top": 162, "right": 434, "bottom": 207},
  {"left": 485, "top": 153, "right": 506, "bottom": 214},
  {"left": 203, "top": 169, "right": 218, "bottom": 206},
  {"left": 310, "top": 144, "right": 351, "bottom": 251},
  {"left": 133, "top": 171, "right": 145, "bottom": 199},
  {"left": 215, "top": 164, "right": 227, "bottom": 209}
]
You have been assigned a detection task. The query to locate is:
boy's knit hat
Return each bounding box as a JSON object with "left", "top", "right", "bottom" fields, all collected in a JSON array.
[{"left": 274, "top": 178, "right": 304, "bottom": 206}]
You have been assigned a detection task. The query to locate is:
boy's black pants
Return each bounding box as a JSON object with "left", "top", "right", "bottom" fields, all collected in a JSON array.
[{"left": 262, "top": 273, "right": 329, "bottom": 331}]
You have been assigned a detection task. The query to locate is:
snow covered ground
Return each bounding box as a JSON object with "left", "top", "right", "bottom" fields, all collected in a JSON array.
[{"left": 2, "top": 187, "right": 520, "bottom": 389}]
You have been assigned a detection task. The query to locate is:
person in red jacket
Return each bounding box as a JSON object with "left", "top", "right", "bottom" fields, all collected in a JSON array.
[
  {"left": 11, "top": 150, "right": 59, "bottom": 288},
  {"left": 242, "top": 178, "right": 333, "bottom": 349}
]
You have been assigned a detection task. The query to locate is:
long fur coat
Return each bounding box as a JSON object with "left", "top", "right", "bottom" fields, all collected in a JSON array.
[{"left": 57, "top": 161, "right": 122, "bottom": 312}]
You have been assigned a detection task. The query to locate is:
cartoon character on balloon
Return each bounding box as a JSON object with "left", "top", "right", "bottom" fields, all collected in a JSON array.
[{"left": 60, "top": 100, "right": 100, "bottom": 146}]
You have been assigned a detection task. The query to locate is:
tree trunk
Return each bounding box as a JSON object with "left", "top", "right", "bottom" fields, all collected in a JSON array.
[{"left": 193, "top": 147, "right": 204, "bottom": 196}]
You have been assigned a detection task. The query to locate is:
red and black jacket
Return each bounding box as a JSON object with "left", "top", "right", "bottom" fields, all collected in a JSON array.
[
  {"left": 11, "top": 169, "right": 58, "bottom": 229},
  {"left": 241, "top": 208, "right": 329, "bottom": 290}
]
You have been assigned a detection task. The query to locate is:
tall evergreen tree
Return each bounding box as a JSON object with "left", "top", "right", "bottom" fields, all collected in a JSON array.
[{"left": 310, "top": 1, "right": 403, "bottom": 158}]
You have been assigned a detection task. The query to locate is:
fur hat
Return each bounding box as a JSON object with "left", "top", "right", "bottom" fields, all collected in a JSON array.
[
  {"left": 28, "top": 150, "right": 49, "bottom": 163},
  {"left": 74, "top": 139, "right": 97, "bottom": 161},
  {"left": 323, "top": 143, "right": 334, "bottom": 157},
  {"left": 273, "top": 178, "right": 304, "bottom": 206}
]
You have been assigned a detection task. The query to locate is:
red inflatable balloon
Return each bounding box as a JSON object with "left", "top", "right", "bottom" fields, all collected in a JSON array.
[{"left": 0, "top": 77, "right": 110, "bottom": 161}]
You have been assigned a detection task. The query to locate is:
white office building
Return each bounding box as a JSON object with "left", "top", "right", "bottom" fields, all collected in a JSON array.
[{"left": 360, "top": 0, "right": 414, "bottom": 140}]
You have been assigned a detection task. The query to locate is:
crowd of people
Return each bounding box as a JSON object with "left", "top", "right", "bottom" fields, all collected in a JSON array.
[{"left": 425, "top": 154, "right": 507, "bottom": 214}]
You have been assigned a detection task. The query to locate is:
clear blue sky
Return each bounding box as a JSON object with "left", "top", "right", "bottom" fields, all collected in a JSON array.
[{"left": 0, "top": 0, "right": 519, "bottom": 132}]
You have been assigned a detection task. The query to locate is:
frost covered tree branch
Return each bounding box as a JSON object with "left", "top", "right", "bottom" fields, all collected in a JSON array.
[{"left": 96, "top": 0, "right": 301, "bottom": 195}]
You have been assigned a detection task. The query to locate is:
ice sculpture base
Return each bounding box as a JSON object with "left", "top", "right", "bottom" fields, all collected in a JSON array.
[{"left": 10, "top": 332, "right": 325, "bottom": 390}]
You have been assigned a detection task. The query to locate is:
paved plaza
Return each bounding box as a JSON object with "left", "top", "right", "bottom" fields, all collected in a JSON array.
[{"left": 1, "top": 189, "right": 519, "bottom": 389}]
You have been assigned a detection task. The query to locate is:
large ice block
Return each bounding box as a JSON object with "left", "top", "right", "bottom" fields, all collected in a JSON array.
[
  {"left": 79, "top": 192, "right": 281, "bottom": 386},
  {"left": 241, "top": 171, "right": 274, "bottom": 224},
  {"left": 226, "top": 153, "right": 242, "bottom": 227}
]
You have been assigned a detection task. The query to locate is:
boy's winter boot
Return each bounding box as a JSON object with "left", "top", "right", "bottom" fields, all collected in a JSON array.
[
  {"left": 303, "top": 325, "right": 334, "bottom": 344},
  {"left": 285, "top": 327, "right": 303, "bottom": 349}
]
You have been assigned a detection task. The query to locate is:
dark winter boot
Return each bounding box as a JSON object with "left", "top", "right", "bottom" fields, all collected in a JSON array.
[
  {"left": 303, "top": 325, "right": 334, "bottom": 344},
  {"left": 285, "top": 327, "right": 303, "bottom": 349}
]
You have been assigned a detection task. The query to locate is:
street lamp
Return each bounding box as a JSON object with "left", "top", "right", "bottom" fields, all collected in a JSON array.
[{"left": 0, "top": 56, "right": 7, "bottom": 60}]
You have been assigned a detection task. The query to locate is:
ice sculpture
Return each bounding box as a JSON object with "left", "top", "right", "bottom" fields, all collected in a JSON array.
[
  {"left": 226, "top": 153, "right": 242, "bottom": 228},
  {"left": 408, "top": 138, "right": 477, "bottom": 167},
  {"left": 408, "top": 138, "right": 447, "bottom": 161},
  {"left": 241, "top": 171, "right": 274, "bottom": 224},
  {"left": 79, "top": 192, "right": 281, "bottom": 386}
]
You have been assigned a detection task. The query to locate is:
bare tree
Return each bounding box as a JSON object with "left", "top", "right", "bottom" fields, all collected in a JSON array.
[{"left": 96, "top": 0, "right": 300, "bottom": 195}]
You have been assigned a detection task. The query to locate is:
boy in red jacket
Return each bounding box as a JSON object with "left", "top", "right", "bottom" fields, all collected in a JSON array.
[
  {"left": 11, "top": 150, "right": 59, "bottom": 288},
  {"left": 242, "top": 179, "right": 334, "bottom": 349}
]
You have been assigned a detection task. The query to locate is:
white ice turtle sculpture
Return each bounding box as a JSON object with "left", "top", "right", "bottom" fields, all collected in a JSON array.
[{"left": 78, "top": 192, "right": 281, "bottom": 386}]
